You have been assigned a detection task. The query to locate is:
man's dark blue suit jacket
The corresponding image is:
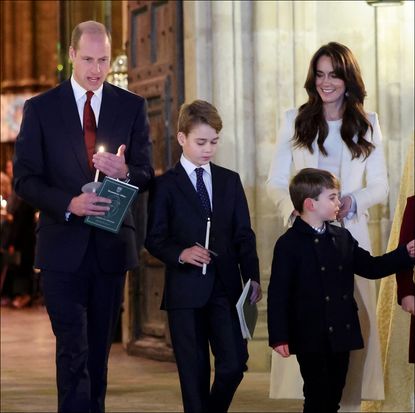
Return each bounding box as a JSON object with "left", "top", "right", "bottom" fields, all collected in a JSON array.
[{"left": 14, "top": 79, "right": 153, "bottom": 273}]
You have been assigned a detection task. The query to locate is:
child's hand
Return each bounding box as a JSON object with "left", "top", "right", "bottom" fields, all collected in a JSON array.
[
  {"left": 406, "top": 240, "right": 415, "bottom": 258},
  {"left": 401, "top": 295, "right": 415, "bottom": 316},
  {"left": 273, "top": 343, "right": 290, "bottom": 358},
  {"left": 179, "top": 246, "right": 211, "bottom": 267},
  {"left": 249, "top": 281, "right": 262, "bottom": 304}
]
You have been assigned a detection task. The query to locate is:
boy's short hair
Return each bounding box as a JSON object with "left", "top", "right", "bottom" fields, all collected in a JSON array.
[
  {"left": 289, "top": 168, "right": 340, "bottom": 213},
  {"left": 177, "top": 100, "right": 223, "bottom": 135}
]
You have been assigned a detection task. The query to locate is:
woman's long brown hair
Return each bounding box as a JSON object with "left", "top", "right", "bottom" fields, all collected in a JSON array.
[{"left": 293, "top": 42, "right": 374, "bottom": 160}]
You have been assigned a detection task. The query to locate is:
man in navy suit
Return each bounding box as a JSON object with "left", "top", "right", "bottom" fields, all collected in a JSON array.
[
  {"left": 13, "top": 21, "right": 153, "bottom": 413},
  {"left": 145, "top": 100, "right": 262, "bottom": 413}
]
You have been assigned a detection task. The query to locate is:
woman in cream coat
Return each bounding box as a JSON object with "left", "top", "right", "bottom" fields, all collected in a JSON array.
[{"left": 267, "top": 42, "right": 388, "bottom": 412}]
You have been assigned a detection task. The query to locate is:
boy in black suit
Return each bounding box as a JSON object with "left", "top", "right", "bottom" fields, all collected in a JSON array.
[
  {"left": 267, "top": 168, "right": 415, "bottom": 413},
  {"left": 145, "top": 100, "right": 262, "bottom": 413}
]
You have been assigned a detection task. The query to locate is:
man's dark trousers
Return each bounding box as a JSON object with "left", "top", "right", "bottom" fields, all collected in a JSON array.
[{"left": 42, "top": 232, "right": 126, "bottom": 413}]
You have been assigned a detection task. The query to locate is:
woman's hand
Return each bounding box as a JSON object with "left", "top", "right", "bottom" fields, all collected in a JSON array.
[
  {"left": 273, "top": 343, "right": 290, "bottom": 358},
  {"left": 337, "top": 195, "right": 353, "bottom": 220},
  {"left": 401, "top": 295, "right": 415, "bottom": 316},
  {"left": 406, "top": 239, "right": 415, "bottom": 258}
]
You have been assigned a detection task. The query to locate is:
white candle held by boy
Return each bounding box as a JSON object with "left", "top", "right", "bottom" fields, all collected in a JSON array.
[{"left": 202, "top": 217, "right": 211, "bottom": 275}]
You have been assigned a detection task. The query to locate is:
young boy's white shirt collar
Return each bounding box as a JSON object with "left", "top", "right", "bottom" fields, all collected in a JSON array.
[
  {"left": 180, "top": 154, "right": 212, "bottom": 204},
  {"left": 180, "top": 154, "right": 211, "bottom": 176}
]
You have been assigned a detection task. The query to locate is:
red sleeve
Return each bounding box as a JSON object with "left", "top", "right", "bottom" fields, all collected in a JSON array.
[{"left": 396, "top": 196, "right": 415, "bottom": 304}]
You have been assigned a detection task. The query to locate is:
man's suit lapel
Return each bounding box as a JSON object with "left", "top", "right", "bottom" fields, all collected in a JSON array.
[
  {"left": 173, "top": 163, "right": 207, "bottom": 220},
  {"left": 58, "top": 80, "right": 91, "bottom": 180},
  {"left": 97, "top": 83, "right": 120, "bottom": 152}
]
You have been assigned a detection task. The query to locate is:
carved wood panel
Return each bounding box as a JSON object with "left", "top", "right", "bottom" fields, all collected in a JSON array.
[{"left": 127, "top": 0, "right": 183, "bottom": 361}]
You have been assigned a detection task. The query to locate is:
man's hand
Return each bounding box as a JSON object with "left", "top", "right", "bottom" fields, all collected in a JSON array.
[
  {"left": 249, "top": 280, "right": 262, "bottom": 304},
  {"left": 179, "top": 245, "right": 211, "bottom": 268},
  {"left": 337, "top": 195, "right": 352, "bottom": 220},
  {"left": 401, "top": 295, "right": 415, "bottom": 316},
  {"left": 406, "top": 239, "right": 415, "bottom": 258},
  {"left": 273, "top": 343, "right": 290, "bottom": 358},
  {"left": 92, "top": 144, "right": 128, "bottom": 180},
  {"left": 68, "top": 193, "right": 111, "bottom": 217}
]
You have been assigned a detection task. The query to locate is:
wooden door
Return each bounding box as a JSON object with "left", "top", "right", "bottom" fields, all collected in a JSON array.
[{"left": 126, "top": 0, "right": 183, "bottom": 361}]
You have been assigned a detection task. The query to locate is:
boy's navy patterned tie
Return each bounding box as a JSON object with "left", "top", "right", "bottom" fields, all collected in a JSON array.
[{"left": 195, "top": 167, "right": 212, "bottom": 217}]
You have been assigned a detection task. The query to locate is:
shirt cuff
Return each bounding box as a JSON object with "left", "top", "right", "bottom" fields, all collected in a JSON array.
[{"left": 65, "top": 211, "right": 71, "bottom": 221}]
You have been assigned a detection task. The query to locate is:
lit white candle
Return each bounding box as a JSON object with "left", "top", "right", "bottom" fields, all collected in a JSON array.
[
  {"left": 94, "top": 146, "right": 105, "bottom": 182},
  {"left": 202, "top": 217, "right": 211, "bottom": 275}
]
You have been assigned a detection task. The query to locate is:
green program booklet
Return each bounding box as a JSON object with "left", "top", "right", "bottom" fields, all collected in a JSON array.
[{"left": 84, "top": 177, "right": 138, "bottom": 233}]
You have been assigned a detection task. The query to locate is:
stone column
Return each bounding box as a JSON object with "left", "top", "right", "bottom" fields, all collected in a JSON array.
[
  {"left": 211, "top": 1, "right": 237, "bottom": 171},
  {"left": 184, "top": 1, "right": 256, "bottom": 180},
  {"left": 183, "top": 0, "right": 257, "bottom": 206},
  {"left": 183, "top": 0, "right": 213, "bottom": 102},
  {"left": 376, "top": 1, "right": 414, "bottom": 223},
  {"left": 251, "top": 0, "right": 279, "bottom": 370}
]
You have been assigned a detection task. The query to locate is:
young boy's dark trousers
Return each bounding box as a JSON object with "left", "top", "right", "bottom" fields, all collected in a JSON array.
[
  {"left": 167, "top": 278, "right": 248, "bottom": 413},
  {"left": 296, "top": 349, "right": 350, "bottom": 413}
]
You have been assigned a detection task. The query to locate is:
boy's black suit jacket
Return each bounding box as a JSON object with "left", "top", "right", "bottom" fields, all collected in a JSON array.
[
  {"left": 267, "top": 217, "right": 413, "bottom": 354},
  {"left": 145, "top": 162, "right": 260, "bottom": 309},
  {"left": 13, "top": 79, "right": 153, "bottom": 273}
]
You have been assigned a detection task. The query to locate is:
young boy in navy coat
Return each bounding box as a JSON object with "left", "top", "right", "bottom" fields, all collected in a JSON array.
[
  {"left": 145, "top": 100, "right": 262, "bottom": 413},
  {"left": 267, "top": 168, "right": 415, "bottom": 413}
]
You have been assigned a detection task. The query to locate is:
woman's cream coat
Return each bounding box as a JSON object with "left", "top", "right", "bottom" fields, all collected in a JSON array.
[{"left": 267, "top": 108, "right": 388, "bottom": 404}]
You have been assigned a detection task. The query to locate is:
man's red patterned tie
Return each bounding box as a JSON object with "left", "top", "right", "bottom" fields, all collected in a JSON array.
[{"left": 83, "top": 90, "right": 96, "bottom": 169}]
